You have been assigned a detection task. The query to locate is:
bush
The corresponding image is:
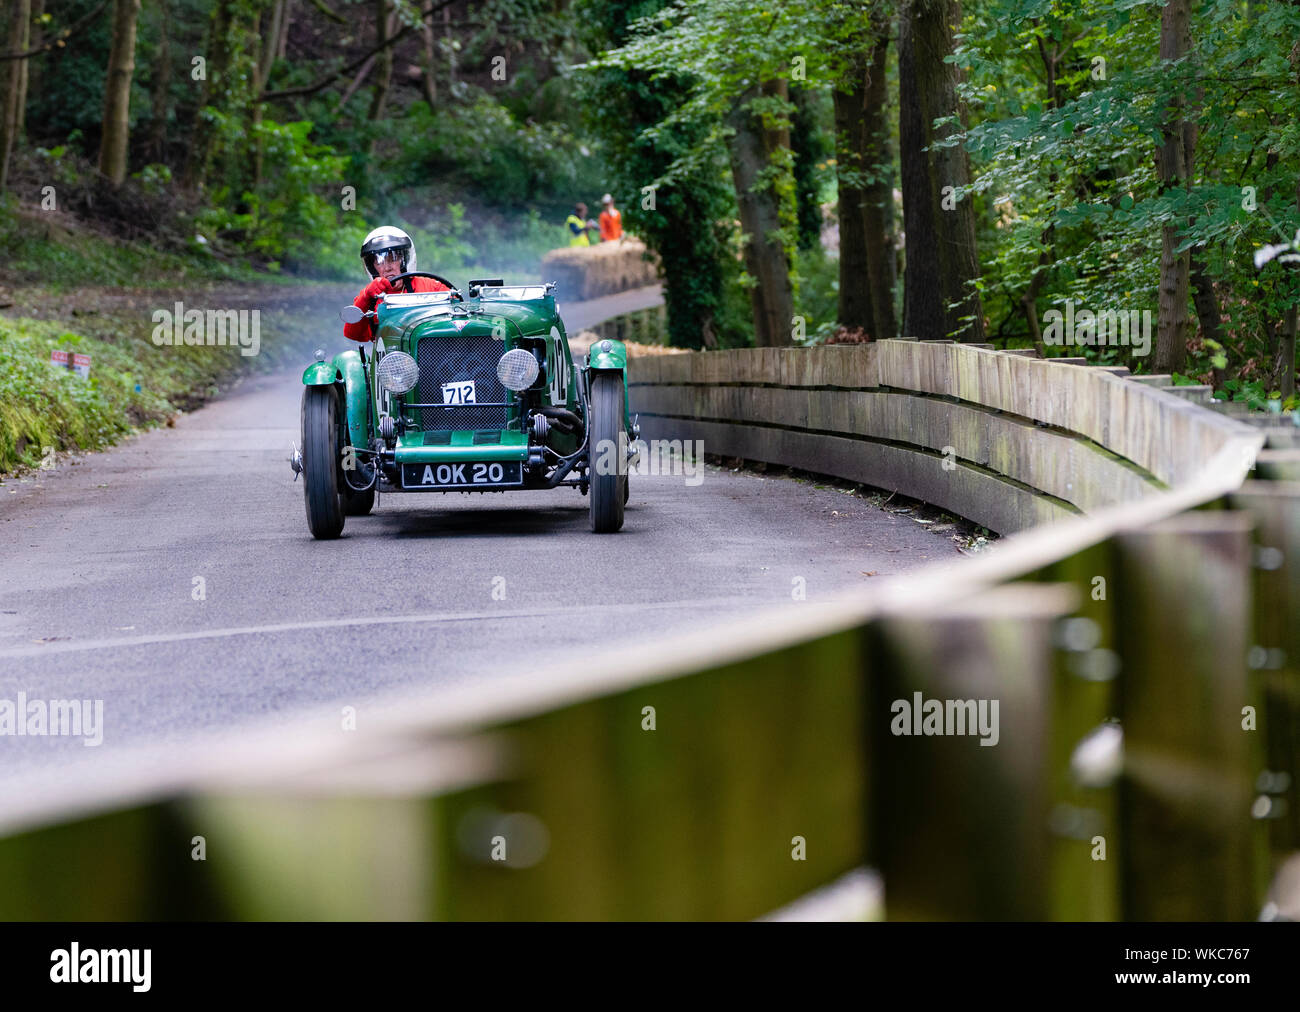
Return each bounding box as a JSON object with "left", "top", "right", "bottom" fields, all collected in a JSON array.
[
  {"left": 198, "top": 116, "right": 351, "bottom": 270},
  {"left": 393, "top": 96, "right": 609, "bottom": 209}
]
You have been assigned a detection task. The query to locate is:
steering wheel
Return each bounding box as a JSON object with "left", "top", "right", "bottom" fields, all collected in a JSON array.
[{"left": 386, "top": 271, "right": 461, "bottom": 297}]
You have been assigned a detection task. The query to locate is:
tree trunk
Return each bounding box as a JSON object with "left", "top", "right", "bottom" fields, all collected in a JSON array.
[
  {"left": 726, "top": 83, "right": 796, "bottom": 347},
  {"left": 250, "top": 5, "right": 268, "bottom": 187},
  {"left": 0, "top": 0, "right": 32, "bottom": 194},
  {"left": 789, "top": 86, "right": 824, "bottom": 253},
  {"left": 183, "top": 0, "right": 235, "bottom": 189},
  {"left": 861, "top": 22, "right": 897, "bottom": 341},
  {"left": 148, "top": 0, "right": 171, "bottom": 162},
  {"left": 422, "top": 7, "right": 437, "bottom": 105},
  {"left": 445, "top": 5, "right": 454, "bottom": 91},
  {"left": 258, "top": 0, "right": 283, "bottom": 88},
  {"left": 15, "top": 0, "right": 40, "bottom": 137},
  {"left": 1189, "top": 253, "right": 1225, "bottom": 385},
  {"left": 1279, "top": 305, "right": 1297, "bottom": 402},
  {"left": 1154, "top": 0, "right": 1191, "bottom": 374},
  {"left": 98, "top": 0, "right": 142, "bottom": 185},
  {"left": 278, "top": 0, "right": 291, "bottom": 60},
  {"left": 833, "top": 56, "right": 874, "bottom": 336},
  {"left": 898, "top": 0, "right": 984, "bottom": 341},
  {"left": 1021, "top": 245, "right": 1051, "bottom": 358},
  {"left": 833, "top": 9, "right": 896, "bottom": 341},
  {"left": 368, "top": 0, "right": 393, "bottom": 120}
]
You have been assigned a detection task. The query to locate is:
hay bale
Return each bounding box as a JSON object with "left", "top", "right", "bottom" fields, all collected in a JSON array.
[
  {"left": 541, "top": 237, "right": 660, "bottom": 300},
  {"left": 569, "top": 329, "right": 688, "bottom": 359}
]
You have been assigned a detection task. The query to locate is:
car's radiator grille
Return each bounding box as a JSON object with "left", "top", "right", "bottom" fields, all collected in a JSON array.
[{"left": 415, "top": 335, "right": 507, "bottom": 431}]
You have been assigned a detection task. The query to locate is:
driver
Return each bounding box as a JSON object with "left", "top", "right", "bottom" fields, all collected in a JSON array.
[{"left": 343, "top": 226, "right": 451, "bottom": 342}]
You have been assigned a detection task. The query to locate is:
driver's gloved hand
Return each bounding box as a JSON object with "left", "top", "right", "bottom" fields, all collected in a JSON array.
[{"left": 362, "top": 276, "right": 394, "bottom": 309}]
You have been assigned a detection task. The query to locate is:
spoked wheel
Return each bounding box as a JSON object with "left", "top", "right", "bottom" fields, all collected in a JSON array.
[
  {"left": 301, "top": 385, "right": 345, "bottom": 539},
  {"left": 588, "top": 371, "right": 626, "bottom": 533}
]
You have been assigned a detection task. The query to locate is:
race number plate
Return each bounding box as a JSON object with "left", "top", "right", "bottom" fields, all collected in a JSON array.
[
  {"left": 441, "top": 380, "right": 476, "bottom": 405},
  {"left": 401, "top": 460, "right": 523, "bottom": 489}
]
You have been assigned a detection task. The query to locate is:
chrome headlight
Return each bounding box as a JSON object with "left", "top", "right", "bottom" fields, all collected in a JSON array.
[
  {"left": 376, "top": 350, "right": 419, "bottom": 394},
  {"left": 497, "top": 348, "right": 540, "bottom": 391}
]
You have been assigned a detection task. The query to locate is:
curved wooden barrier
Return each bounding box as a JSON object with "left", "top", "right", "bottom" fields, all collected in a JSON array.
[{"left": 628, "top": 339, "right": 1261, "bottom": 533}]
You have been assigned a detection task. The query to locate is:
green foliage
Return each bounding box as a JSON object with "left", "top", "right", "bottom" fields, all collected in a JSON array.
[
  {"left": 196, "top": 117, "right": 350, "bottom": 269},
  {"left": 0, "top": 196, "right": 262, "bottom": 289},
  {"left": 388, "top": 97, "right": 608, "bottom": 210},
  {"left": 574, "top": 0, "right": 753, "bottom": 347},
  {"left": 0, "top": 310, "right": 293, "bottom": 475},
  {"left": 951, "top": 0, "right": 1300, "bottom": 388},
  {"left": 790, "top": 89, "right": 834, "bottom": 252},
  {"left": 793, "top": 243, "right": 842, "bottom": 343}
]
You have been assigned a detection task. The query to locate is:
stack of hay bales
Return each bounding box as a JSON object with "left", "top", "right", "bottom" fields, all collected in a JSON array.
[
  {"left": 569, "top": 329, "right": 688, "bottom": 358},
  {"left": 540, "top": 237, "right": 660, "bottom": 300}
]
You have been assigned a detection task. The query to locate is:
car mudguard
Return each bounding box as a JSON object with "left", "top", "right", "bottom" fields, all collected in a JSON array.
[
  {"left": 332, "top": 349, "right": 370, "bottom": 453},
  {"left": 302, "top": 361, "right": 339, "bottom": 386},
  {"left": 587, "top": 338, "right": 628, "bottom": 372},
  {"left": 585, "top": 338, "right": 633, "bottom": 435}
]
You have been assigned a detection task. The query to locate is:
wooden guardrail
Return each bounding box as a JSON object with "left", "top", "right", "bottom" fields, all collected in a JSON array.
[{"left": 0, "top": 340, "right": 1296, "bottom": 921}]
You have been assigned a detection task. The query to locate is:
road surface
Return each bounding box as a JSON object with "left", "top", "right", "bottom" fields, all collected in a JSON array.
[{"left": 0, "top": 284, "right": 965, "bottom": 796}]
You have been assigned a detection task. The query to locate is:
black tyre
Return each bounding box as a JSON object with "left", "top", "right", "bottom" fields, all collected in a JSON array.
[
  {"left": 301, "top": 385, "right": 345, "bottom": 539},
  {"left": 588, "top": 371, "right": 626, "bottom": 533}
]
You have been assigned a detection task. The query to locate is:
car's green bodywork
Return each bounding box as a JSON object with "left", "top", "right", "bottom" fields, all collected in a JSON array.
[{"left": 300, "top": 281, "right": 632, "bottom": 492}]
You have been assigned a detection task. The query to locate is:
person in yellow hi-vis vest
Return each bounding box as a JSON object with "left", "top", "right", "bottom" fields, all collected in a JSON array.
[{"left": 566, "top": 202, "right": 595, "bottom": 246}]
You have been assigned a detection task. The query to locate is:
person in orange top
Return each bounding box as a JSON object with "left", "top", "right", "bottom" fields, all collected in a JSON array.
[
  {"left": 343, "top": 226, "right": 450, "bottom": 343},
  {"left": 598, "top": 193, "right": 623, "bottom": 242}
]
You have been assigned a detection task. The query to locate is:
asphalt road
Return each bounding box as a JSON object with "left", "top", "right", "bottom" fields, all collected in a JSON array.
[{"left": 0, "top": 285, "right": 965, "bottom": 795}]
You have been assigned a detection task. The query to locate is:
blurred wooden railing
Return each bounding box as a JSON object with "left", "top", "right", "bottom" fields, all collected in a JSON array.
[{"left": 0, "top": 339, "right": 1296, "bottom": 920}]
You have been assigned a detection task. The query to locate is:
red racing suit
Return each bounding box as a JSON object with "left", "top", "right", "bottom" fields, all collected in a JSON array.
[{"left": 342, "top": 275, "right": 451, "bottom": 342}]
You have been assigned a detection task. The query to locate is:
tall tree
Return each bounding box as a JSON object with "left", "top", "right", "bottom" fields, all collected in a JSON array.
[
  {"left": 898, "top": 0, "right": 983, "bottom": 341},
  {"left": 147, "top": 0, "right": 172, "bottom": 162},
  {"left": 184, "top": 0, "right": 229, "bottom": 188},
  {"left": 15, "top": 0, "right": 42, "bottom": 138},
  {"left": 368, "top": 0, "right": 395, "bottom": 120},
  {"left": 98, "top": 0, "right": 142, "bottom": 185},
  {"left": 0, "top": 0, "right": 31, "bottom": 193},
  {"left": 789, "top": 87, "right": 829, "bottom": 253},
  {"left": 1154, "top": 0, "right": 1192, "bottom": 374},
  {"left": 834, "top": 47, "right": 875, "bottom": 335},
  {"left": 726, "top": 79, "right": 796, "bottom": 347},
  {"left": 832, "top": 0, "right": 897, "bottom": 340}
]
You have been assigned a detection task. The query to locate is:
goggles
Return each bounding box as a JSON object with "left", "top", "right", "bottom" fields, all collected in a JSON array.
[{"left": 369, "top": 249, "right": 405, "bottom": 264}]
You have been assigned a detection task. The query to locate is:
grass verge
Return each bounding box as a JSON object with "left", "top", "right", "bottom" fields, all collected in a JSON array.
[{"left": 0, "top": 292, "right": 328, "bottom": 476}]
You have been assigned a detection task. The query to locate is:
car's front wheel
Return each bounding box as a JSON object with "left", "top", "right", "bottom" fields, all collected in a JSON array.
[
  {"left": 301, "top": 385, "right": 345, "bottom": 539},
  {"left": 588, "top": 371, "right": 626, "bottom": 533}
]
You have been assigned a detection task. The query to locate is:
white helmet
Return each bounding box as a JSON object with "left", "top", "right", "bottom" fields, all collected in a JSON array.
[{"left": 360, "top": 225, "right": 416, "bottom": 279}]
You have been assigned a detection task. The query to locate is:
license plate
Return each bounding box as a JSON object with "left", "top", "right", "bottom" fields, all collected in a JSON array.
[
  {"left": 401, "top": 460, "right": 522, "bottom": 489},
  {"left": 441, "top": 380, "right": 476, "bottom": 405}
]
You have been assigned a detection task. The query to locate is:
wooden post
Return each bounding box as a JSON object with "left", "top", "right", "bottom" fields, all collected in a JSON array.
[
  {"left": 1038, "top": 541, "right": 1122, "bottom": 920},
  {"left": 871, "top": 584, "right": 1077, "bottom": 919},
  {"left": 1230, "top": 481, "right": 1300, "bottom": 858},
  {"left": 1113, "top": 511, "right": 1263, "bottom": 920}
]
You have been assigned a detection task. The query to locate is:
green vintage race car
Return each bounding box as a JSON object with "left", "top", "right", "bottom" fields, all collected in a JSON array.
[{"left": 290, "top": 273, "right": 637, "bottom": 539}]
